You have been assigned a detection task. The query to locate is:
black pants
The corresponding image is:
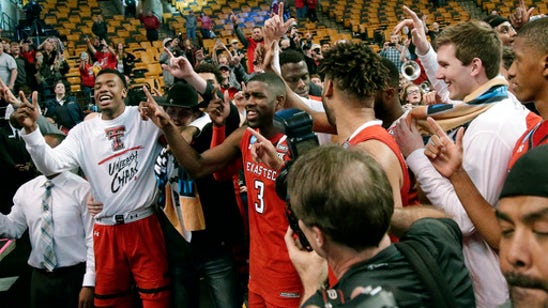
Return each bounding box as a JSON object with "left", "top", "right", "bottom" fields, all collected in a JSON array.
[{"left": 30, "top": 263, "right": 86, "bottom": 308}]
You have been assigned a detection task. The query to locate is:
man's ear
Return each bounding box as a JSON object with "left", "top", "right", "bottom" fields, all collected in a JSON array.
[
  {"left": 310, "top": 225, "right": 326, "bottom": 248},
  {"left": 323, "top": 79, "right": 334, "bottom": 98},
  {"left": 470, "top": 57, "right": 483, "bottom": 77},
  {"left": 542, "top": 54, "right": 548, "bottom": 78},
  {"left": 121, "top": 87, "right": 128, "bottom": 99},
  {"left": 275, "top": 94, "right": 286, "bottom": 111}
]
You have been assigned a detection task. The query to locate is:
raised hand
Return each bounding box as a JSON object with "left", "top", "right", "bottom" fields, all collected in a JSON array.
[
  {"left": 206, "top": 88, "right": 231, "bottom": 127},
  {"left": 138, "top": 85, "right": 172, "bottom": 129},
  {"left": 246, "top": 127, "right": 285, "bottom": 170},
  {"left": 12, "top": 90, "right": 40, "bottom": 132},
  {"left": 284, "top": 227, "right": 327, "bottom": 296},
  {"left": 393, "top": 6, "right": 430, "bottom": 54},
  {"left": 424, "top": 117, "right": 465, "bottom": 179},
  {"left": 160, "top": 47, "right": 195, "bottom": 80},
  {"left": 0, "top": 79, "right": 21, "bottom": 107},
  {"left": 509, "top": 0, "right": 535, "bottom": 30}
]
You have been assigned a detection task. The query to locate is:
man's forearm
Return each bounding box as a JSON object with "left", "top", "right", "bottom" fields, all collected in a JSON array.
[{"left": 390, "top": 206, "right": 448, "bottom": 238}]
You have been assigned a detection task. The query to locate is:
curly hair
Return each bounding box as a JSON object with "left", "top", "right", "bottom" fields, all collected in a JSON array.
[{"left": 318, "top": 42, "right": 389, "bottom": 98}]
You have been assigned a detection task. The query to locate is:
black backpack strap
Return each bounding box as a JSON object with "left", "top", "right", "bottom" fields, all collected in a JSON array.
[{"left": 395, "top": 240, "right": 457, "bottom": 308}]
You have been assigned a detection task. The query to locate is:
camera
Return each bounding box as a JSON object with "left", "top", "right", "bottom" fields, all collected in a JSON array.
[{"left": 274, "top": 108, "right": 319, "bottom": 252}]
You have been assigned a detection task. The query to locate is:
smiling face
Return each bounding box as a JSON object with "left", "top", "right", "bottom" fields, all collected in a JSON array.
[
  {"left": 94, "top": 72, "right": 127, "bottom": 119},
  {"left": 497, "top": 196, "right": 548, "bottom": 307},
  {"left": 435, "top": 44, "right": 476, "bottom": 100},
  {"left": 244, "top": 80, "right": 278, "bottom": 128},
  {"left": 507, "top": 37, "right": 546, "bottom": 105}
]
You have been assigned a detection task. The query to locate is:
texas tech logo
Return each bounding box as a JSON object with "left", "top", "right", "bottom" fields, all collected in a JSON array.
[{"left": 105, "top": 126, "right": 126, "bottom": 151}]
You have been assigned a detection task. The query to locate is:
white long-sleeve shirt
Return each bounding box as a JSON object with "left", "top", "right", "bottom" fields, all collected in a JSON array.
[
  {"left": 406, "top": 97, "right": 530, "bottom": 307},
  {"left": 0, "top": 172, "right": 95, "bottom": 286},
  {"left": 21, "top": 106, "right": 163, "bottom": 218}
]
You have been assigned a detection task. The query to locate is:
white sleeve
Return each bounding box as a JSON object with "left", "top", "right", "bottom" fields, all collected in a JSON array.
[
  {"left": 21, "top": 126, "right": 81, "bottom": 175},
  {"left": 188, "top": 113, "right": 212, "bottom": 133},
  {"left": 406, "top": 149, "right": 476, "bottom": 235},
  {"left": 80, "top": 188, "right": 95, "bottom": 287},
  {"left": 0, "top": 202, "right": 27, "bottom": 239}
]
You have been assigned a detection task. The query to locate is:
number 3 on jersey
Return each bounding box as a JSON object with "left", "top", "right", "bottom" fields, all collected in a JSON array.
[{"left": 254, "top": 180, "right": 265, "bottom": 214}]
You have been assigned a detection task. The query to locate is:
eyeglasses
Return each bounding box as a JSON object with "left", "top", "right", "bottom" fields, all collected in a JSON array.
[
  {"left": 496, "top": 25, "right": 515, "bottom": 34},
  {"left": 407, "top": 89, "right": 420, "bottom": 95}
]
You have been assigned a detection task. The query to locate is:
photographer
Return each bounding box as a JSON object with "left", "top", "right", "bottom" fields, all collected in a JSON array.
[
  {"left": 379, "top": 33, "right": 411, "bottom": 70},
  {"left": 284, "top": 145, "right": 475, "bottom": 307}
]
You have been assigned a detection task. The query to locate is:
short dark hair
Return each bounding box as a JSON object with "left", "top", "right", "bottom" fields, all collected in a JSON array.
[
  {"left": 96, "top": 68, "right": 127, "bottom": 88},
  {"left": 288, "top": 145, "right": 394, "bottom": 249},
  {"left": 195, "top": 62, "right": 223, "bottom": 84},
  {"left": 319, "top": 42, "right": 389, "bottom": 98},
  {"left": 279, "top": 49, "right": 305, "bottom": 66},
  {"left": 516, "top": 16, "right": 548, "bottom": 55},
  {"left": 248, "top": 72, "right": 286, "bottom": 97}
]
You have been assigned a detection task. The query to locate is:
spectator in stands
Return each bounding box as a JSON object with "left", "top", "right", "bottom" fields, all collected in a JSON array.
[
  {"left": 198, "top": 12, "right": 215, "bottom": 39},
  {"left": 229, "top": 38, "right": 247, "bottom": 72},
  {"left": 426, "top": 21, "right": 441, "bottom": 43},
  {"left": 43, "top": 80, "right": 84, "bottom": 133},
  {"left": 35, "top": 39, "right": 69, "bottom": 99},
  {"left": 380, "top": 33, "right": 411, "bottom": 71},
  {"left": 159, "top": 37, "right": 181, "bottom": 90},
  {"left": 79, "top": 51, "right": 95, "bottom": 107},
  {"left": 184, "top": 10, "right": 198, "bottom": 45},
  {"left": 115, "top": 43, "right": 136, "bottom": 77},
  {"left": 401, "top": 83, "right": 424, "bottom": 109},
  {"left": 230, "top": 13, "right": 264, "bottom": 73},
  {"left": 91, "top": 14, "right": 108, "bottom": 42},
  {"left": 0, "top": 43, "right": 17, "bottom": 91},
  {"left": 10, "top": 41, "right": 29, "bottom": 95},
  {"left": 306, "top": 0, "right": 318, "bottom": 22},
  {"left": 124, "top": 0, "right": 137, "bottom": 18},
  {"left": 138, "top": 8, "right": 161, "bottom": 43},
  {"left": 181, "top": 38, "right": 198, "bottom": 68},
  {"left": 86, "top": 38, "right": 117, "bottom": 70},
  {"left": 295, "top": 0, "right": 307, "bottom": 20}
]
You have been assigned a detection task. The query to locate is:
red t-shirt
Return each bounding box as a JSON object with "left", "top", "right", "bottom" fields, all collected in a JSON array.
[
  {"left": 95, "top": 51, "right": 117, "bottom": 70},
  {"left": 80, "top": 63, "right": 95, "bottom": 87}
]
